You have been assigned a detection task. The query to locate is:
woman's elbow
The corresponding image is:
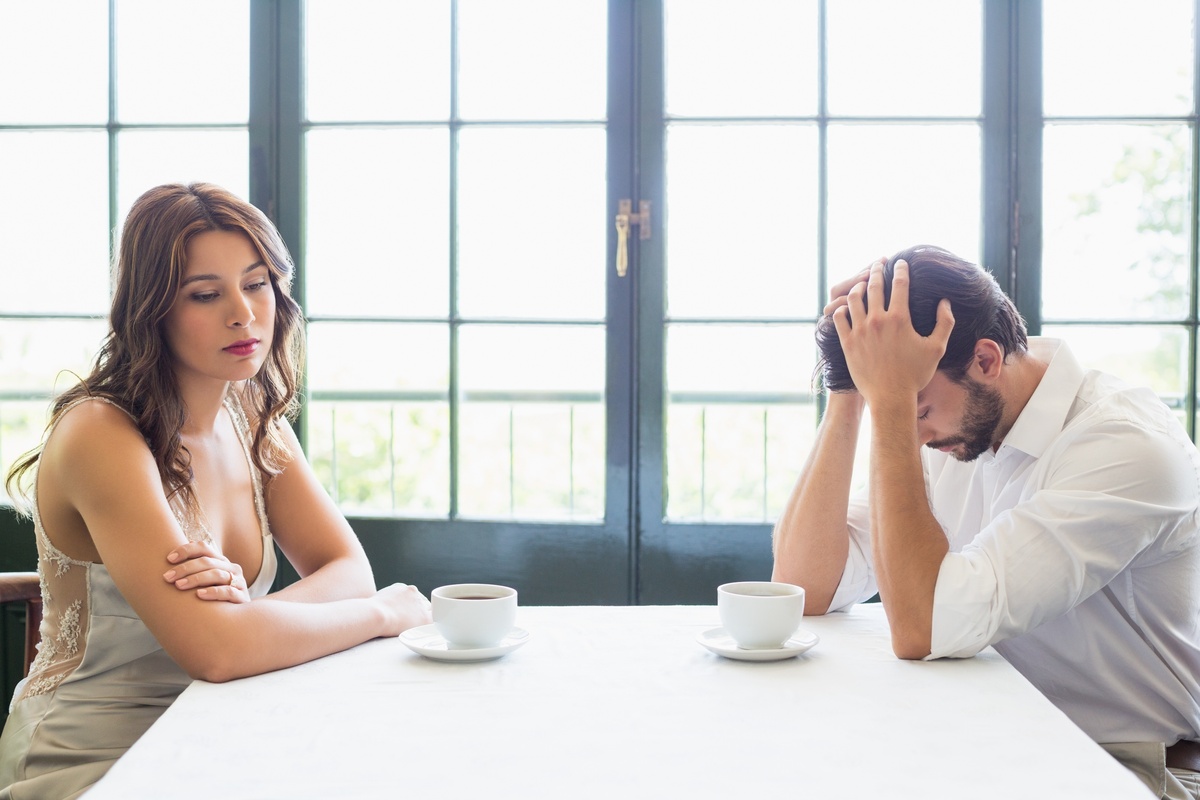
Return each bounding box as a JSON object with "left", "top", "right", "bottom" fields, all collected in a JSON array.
[{"left": 180, "top": 651, "right": 243, "bottom": 683}]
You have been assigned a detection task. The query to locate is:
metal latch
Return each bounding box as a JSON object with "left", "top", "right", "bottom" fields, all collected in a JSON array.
[{"left": 615, "top": 199, "right": 651, "bottom": 277}]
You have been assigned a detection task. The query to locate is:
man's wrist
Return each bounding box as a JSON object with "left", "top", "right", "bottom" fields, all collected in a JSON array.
[{"left": 825, "top": 390, "right": 866, "bottom": 415}]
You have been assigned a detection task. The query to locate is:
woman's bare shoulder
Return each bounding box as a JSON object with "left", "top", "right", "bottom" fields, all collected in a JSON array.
[
  {"left": 44, "top": 398, "right": 148, "bottom": 465},
  {"left": 54, "top": 396, "right": 138, "bottom": 432}
]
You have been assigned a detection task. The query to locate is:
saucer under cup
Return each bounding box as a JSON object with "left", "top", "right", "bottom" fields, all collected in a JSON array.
[
  {"left": 431, "top": 583, "right": 517, "bottom": 649},
  {"left": 717, "top": 581, "right": 805, "bottom": 650}
]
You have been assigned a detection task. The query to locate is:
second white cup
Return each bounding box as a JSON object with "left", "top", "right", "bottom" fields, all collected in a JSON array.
[
  {"left": 717, "top": 581, "right": 805, "bottom": 650},
  {"left": 431, "top": 584, "right": 518, "bottom": 649}
]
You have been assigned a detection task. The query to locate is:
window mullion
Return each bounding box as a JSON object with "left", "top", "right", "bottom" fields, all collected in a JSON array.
[
  {"left": 981, "top": 0, "right": 1016, "bottom": 293},
  {"left": 1012, "top": 0, "right": 1043, "bottom": 335}
]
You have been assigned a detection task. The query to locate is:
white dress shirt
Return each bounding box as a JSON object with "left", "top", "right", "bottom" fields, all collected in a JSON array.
[{"left": 830, "top": 338, "right": 1200, "bottom": 744}]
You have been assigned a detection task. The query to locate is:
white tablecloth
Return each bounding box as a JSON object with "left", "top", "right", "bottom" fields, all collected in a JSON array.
[{"left": 89, "top": 604, "right": 1150, "bottom": 799}]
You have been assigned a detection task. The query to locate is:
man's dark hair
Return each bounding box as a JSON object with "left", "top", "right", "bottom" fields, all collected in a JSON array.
[{"left": 815, "top": 245, "right": 1028, "bottom": 392}]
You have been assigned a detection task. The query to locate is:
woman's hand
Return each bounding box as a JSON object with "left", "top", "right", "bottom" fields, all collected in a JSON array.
[
  {"left": 163, "top": 541, "right": 251, "bottom": 604},
  {"left": 372, "top": 583, "right": 432, "bottom": 637}
]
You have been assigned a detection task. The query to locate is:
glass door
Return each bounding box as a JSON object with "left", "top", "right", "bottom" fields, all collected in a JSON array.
[
  {"left": 636, "top": 0, "right": 986, "bottom": 601},
  {"left": 295, "top": 0, "right": 634, "bottom": 603}
]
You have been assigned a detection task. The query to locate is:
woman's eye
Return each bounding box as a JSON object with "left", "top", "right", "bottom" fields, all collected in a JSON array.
[
  {"left": 246, "top": 280, "right": 269, "bottom": 291},
  {"left": 191, "top": 292, "right": 218, "bottom": 303}
]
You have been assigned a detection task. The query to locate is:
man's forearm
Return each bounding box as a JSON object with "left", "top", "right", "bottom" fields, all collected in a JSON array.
[
  {"left": 772, "top": 392, "right": 865, "bottom": 614},
  {"left": 868, "top": 400, "right": 948, "bottom": 659}
]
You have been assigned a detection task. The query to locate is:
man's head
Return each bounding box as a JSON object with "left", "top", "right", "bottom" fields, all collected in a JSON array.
[{"left": 815, "top": 245, "right": 1028, "bottom": 393}]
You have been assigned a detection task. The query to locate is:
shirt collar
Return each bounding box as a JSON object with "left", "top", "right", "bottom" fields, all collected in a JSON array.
[{"left": 996, "top": 338, "right": 1085, "bottom": 459}]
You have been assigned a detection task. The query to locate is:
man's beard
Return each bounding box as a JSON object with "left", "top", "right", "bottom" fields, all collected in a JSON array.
[{"left": 925, "top": 379, "right": 1004, "bottom": 462}]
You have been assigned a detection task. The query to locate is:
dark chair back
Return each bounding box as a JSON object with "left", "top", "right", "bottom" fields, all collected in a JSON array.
[{"left": 0, "top": 573, "right": 41, "bottom": 677}]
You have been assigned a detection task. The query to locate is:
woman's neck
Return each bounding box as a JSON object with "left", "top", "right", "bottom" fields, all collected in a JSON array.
[{"left": 178, "top": 377, "right": 234, "bottom": 437}]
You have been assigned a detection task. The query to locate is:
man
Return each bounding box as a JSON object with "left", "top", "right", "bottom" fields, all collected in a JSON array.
[{"left": 772, "top": 245, "right": 1200, "bottom": 799}]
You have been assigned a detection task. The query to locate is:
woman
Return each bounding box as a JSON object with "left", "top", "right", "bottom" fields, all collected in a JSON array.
[{"left": 0, "top": 183, "right": 431, "bottom": 799}]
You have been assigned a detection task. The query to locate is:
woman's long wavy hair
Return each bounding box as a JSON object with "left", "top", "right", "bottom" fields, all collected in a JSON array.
[{"left": 5, "top": 183, "right": 305, "bottom": 519}]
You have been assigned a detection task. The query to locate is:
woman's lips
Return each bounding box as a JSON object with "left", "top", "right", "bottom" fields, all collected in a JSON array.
[{"left": 224, "top": 339, "right": 259, "bottom": 356}]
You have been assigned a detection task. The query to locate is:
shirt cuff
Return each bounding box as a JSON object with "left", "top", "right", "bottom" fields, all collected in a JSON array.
[
  {"left": 926, "top": 550, "right": 1000, "bottom": 659},
  {"left": 826, "top": 528, "right": 876, "bottom": 612}
]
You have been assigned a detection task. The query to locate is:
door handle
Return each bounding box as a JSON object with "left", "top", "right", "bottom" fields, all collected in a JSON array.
[{"left": 615, "top": 199, "right": 650, "bottom": 277}]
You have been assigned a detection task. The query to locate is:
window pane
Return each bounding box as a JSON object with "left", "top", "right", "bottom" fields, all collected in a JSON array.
[
  {"left": 460, "top": 325, "right": 603, "bottom": 396},
  {"left": 1041, "top": 325, "right": 1190, "bottom": 423},
  {"left": 508, "top": 403, "right": 603, "bottom": 521},
  {"left": 458, "top": 401, "right": 604, "bottom": 521},
  {"left": 115, "top": 0, "right": 249, "bottom": 123},
  {"left": 0, "top": 401, "right": 49, "bottom": 505},
  {"left": 667, "top": 403, "right": 815, "bottom": 522},
  {"left": 307, "top": 323, "right": 448, "bottom": 393},
  {"left": 306, "top": 129, "right": 450, "bottom": 317},
  {"left": 0, "top": 2, "right": 108, "bottom": 124},
  {"left": 307, "top": 401, "right": 450, "bottom": 517},
  {"left": 0, "top": 320, "right": 108, "bottom": 394},
  {"left": 666, "top": 324, "right": 814, "bottom": 397},
  {"left": 827, "top": 0, "right": 982, "bottom": 116},
  {"left": 666, "top": 124, "right": 818, "bottom": 318},
  {"left": 457, "top": 127, "right": 605, "bottom": 320},
  {"left": 116, "top": 130, "right": 250, "bottom": 222},
  {"left": 0, "top": 132, "right": 110, "bottom": 314},
  {"left": 1044, "top": 0, "right": 1194, "bottom": 116},
  {"left": 305, "top": 0, "right": 450, "bottom": 122},
  {"left": 457, "top": 0, "right": 606, "bottom": 121},
  {"left": 1042, "top": 124, "right": 1192, "bottom": 320},
  {"left": 458, "top": 324, "right": 604, "bottom": 520},
  {"left": 665, "top": 324, "right": 815, "bottom": 522},
  {"left": 664, "top": 0, "right": 818, "bottom": 117},
  {"left": 826, "top": 124, "right": 980, "bottom": 282}
]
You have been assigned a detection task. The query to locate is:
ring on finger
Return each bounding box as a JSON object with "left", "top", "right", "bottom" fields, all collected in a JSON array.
[{"left": 228, "top": 569, "right": 238, "bottom": 588}]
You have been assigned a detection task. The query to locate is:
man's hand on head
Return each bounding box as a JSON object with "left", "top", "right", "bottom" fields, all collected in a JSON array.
[
  {"left": 830, "top": 259, "right": 954, "bottom": 408},
  {"left": 824, "top": 256, "right": 885, "bottom": 316}
]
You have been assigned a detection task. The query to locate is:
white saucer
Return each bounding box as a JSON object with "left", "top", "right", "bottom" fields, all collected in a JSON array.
[
  {"left": 696, "top": 627, "right": 820, "bottom": 662},
  {"left": 399, "top": 624, "right": 530, "bottom": 662}
]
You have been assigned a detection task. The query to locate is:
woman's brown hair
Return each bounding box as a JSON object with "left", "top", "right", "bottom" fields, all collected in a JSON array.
[{"left": 6, "top": 183, "right": 305, "bottom": 519}]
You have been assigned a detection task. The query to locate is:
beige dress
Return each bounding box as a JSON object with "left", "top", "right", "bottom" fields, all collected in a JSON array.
[{"left": 0, "top": 395, "right": 278, "bottom": 800}]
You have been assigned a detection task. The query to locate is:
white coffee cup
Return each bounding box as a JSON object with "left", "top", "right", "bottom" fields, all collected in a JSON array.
[
  {"left": 717, "top": 581, "right": 805, "bottom": 650},
  {"left": 431, "top": 584, "right": 518, "bottom": 648}
]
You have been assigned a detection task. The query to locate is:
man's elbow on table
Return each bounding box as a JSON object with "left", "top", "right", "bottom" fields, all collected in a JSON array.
[{"left": 888, "top": 620, "right": 933, "bottom": 661}]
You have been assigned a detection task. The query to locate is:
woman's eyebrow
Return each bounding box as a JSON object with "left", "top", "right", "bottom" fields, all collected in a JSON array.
[{"left": 180, "top": 261, "right": 267, "bottom": 287}]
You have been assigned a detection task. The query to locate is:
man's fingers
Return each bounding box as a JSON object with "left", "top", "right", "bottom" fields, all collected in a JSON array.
[
  {"left": 823, "top": 295, "right": 848, "bottom": 317},
  {"left": 831, "top": 304, "right": 853, "bottom": 337},
  {"left": 827, "top": 274, "right": 868, "bottom": 304},
  {"left": 889, "top": 259, "right": 910, "bottom": 313},
  {"left": 827, "top": 256, "right": 886, "bottom": 301},
  {"left": 931, "top": 297, "right": 955, "bottom": 347},
  {"left": 866, "top": 260, "right": 886, "bottom": 312},
  {"left": 845, "top": 280, "right": 868, "bottom": 326}
]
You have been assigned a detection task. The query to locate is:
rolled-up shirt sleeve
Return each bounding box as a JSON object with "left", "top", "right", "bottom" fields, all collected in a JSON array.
[
  {"left": 927, "top": 411, "right": 1199, "bottom": 660},
  {"left": 826, "top": 493, "right": 879, "bottom": 612}
]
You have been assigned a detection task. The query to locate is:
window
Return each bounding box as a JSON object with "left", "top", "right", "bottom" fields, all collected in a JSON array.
[
  {"left": 660, "top": 0, "right": 983, "bottom": 521},
  {"left": 1039, "top": 0, "right": 1197, "bottom": 432},
  {"left": 1, "top": 1, "right": 1196, "bottom": 604},
  {"left": 303, "top": 0, "right": 608, "bottom": 521},
  {"left": 0, "top": 0, "right": 250, "bottom": 485}
]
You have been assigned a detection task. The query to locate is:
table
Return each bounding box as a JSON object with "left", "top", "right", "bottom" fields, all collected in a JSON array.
[{"left": 88, "top": 605, "right": 1150, "bottom": 799}]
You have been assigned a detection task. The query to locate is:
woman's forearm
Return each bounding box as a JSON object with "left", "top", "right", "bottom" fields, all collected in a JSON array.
[{"left": 267, "top": 553, "right": 377, "bottom": 603}]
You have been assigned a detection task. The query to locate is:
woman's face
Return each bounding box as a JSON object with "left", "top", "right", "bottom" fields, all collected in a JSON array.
[{"left": 163, "top": 229, "right": 276, "bottom": 390}]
